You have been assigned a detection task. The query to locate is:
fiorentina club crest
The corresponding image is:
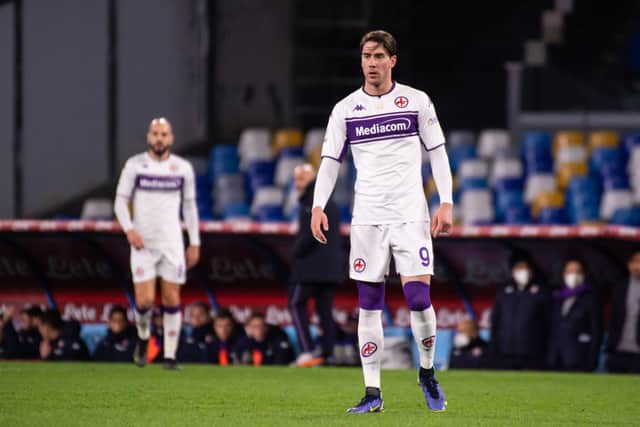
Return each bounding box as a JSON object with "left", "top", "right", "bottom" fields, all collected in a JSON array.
[
  {"left": 394, "top": 96, "right": 409, "bottom": 108},
  {"left": 353, "top": 258, "right": 366, "bottom": 273},
  {"left": 169, "top": 163, "right": 178, "bottom": 173},
  {"left": 134, "top": 266, "right": 144, "bottom": 277},
  {"left": 422, "top": 335, "right": 435, "bottom": 350},
  {"left": 361, "top": 341, "right": 378, "bottom": 357}
]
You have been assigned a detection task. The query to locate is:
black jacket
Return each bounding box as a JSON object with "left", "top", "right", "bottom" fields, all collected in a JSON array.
[
  {"left": 93, "top": 327, "right": 137, "bottom": 362},
  {"left": 0, "top": 322, "right": 19, "bottom": 359},
  {"left": 235, "top": 326, "right": 294, "bottom": 365},
  {"left": 547, "top": 289, "right": 603, "bottom": 371},
  {"left": 16, "top": 327, "right": 41, "bottom": 359},
  {"left": 490, "top": 282, "right": 552, "bottom": 360},
  {"left": 177, "top": 324, "right": 217, "bottom": 363},
  {"left": 290, "top": 181, "right": 343, "bottom": 283},
  {"left": 606, "top": 280, "right": 640, "bottom": 353},
  {"left": 45, "top": 336, "right": 90, "bottom": 361},
  {"left": 449, "top": 337, "right": 488, "bottom": 369}
]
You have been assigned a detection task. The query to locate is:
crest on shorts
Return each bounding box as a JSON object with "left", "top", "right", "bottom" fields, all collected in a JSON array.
[
  {"left": 394, "top": 96, "right": 409, "bottom": 108},
  {"left": 422, "top": 335, "right": 435, "bottom": 350},
  {"left": 353, "top": 258, "right": 366, "bottom": 273},
  {"left": 134, "top": 266, "right": 144, "bottom": 277},
  {"left": 361, "top": 341, "right": 378, "bottom": 357}
]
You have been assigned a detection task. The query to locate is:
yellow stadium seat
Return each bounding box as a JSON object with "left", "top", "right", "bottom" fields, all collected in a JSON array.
[
  {"left": 556, "top": 162, "right": 587, "bottom": 189},
  {"left": 425, "top": 178, "right": 437, "bottom": 197},
  {"left": 272, "top": 128, "right": 303, "bottom": 156},
  {"left": 588, "top": 130, "right": 619, "bottom": 150},
  {"left": 307, "top": 145, "right": 322, "bottom": 169},
  {"left": 553, "top": 131, "right": 584, "bottom": 157},
  {"left": 531, "top": 191, "right": 565, "bottom": 219}
]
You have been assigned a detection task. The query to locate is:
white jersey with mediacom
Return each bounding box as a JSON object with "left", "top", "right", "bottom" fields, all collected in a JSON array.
[{"left": 321, "top": 81, "right": 445, "bottom": 226}]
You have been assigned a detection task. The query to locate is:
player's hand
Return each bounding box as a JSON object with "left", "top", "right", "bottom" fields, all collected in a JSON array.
[
  {"left": 310, "top": 207, "right": 329, "bottom": 244},
  {"left": 431, "top": 202, "right": 453, "bottom": 238},
  {"left": 39, "top": 339, "right": 51, "bottom": 359},
  {"left": 126, "top": 229, "right": 144, "bottom": 250},
  {"left": 186, "top": 245, "right": 200, "bottom": 269}
]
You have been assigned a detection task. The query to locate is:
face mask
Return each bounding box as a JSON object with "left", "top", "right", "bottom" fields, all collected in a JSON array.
[
  {"left": 454, "top": 333, "right": 470, "bottom": 348},
  {"left": 513, "top": 269, "right": 530, "bottom": 287},
  {"left": 564, "top": 273, "right": 583, "bottom": 289}
]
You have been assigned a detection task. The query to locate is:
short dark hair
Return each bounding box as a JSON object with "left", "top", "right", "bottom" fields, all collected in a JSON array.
[
  {"left": 214, "top": 308, "right": 234, "bottom": 323},
  {"left": 41, "top": 309, "right": 63, "bottom": 331},
  {"left": 109, "top": 305, "right": 127, "bottom": 320},
  {"left": 26, "top": 306, "right": 43, "bottom": 319},
  {"left": 191, "top": 301, "right": 210, "bottom": 313},
  {"left": 248, "top": 312, "right": 265, "bottom": 323},
  {"left": 360, "top": 30, "right": 397, "bottom": 56}
]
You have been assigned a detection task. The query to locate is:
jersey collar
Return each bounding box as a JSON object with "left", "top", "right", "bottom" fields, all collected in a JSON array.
[{"left": 361, "top": 80, "right": 396, "bottom": 98}]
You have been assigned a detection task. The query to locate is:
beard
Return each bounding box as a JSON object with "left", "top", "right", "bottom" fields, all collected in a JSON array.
[{"left": 148, "top": 142, "right": 169, "bottom": 157}]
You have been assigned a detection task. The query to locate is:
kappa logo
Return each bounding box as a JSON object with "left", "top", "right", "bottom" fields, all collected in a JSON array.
[
  {"left": 361, "top": 341, "right": 378, "bottom": 357},
  {"left": 422, "top": 335, "right": 436, "bottom": 350},
  {"left": 353, "top": 258, "right": 366, "bottom": 273},
  {"left": 353, "top": 104, "right": 366, "bottom": 112},
  {"left": 394, "top": 96, "right": 409, "bottom": 108}
]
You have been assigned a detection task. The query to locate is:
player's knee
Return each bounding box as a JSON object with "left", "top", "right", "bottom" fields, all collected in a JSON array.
[
  {"left": 136, "top": 296, "right": 154, "bottom": 310},
  {"left": 357, "top": 281, "right": 385, "bottom": 310},
  {"left": 403, "top": 281, "right": 431, "bottom": 311}
]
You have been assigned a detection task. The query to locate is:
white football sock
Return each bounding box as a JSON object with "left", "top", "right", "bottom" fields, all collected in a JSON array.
[
  {"left": 410, "top": 305, "right": 437, "bottom": 370},
  {"left": 135, "top": 308, "right": 152, "bottom": 341},
  {"left": 358, "top": 308, "right": 384, "bottom": 389},
  {"left": 163, "top": 310, "right": 182, "bottom": 360}
]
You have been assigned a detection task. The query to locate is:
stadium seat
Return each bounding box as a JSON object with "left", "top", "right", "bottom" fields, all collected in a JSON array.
[
  {"left": 622, "top": 133, "right": 640, "bottom": 157},
  {"left": 460, "top": 177, "right": 489, "bottom": 191},
  {"left": 214, "top": 174, "right": 246, "bottom": 215},
  {"left": 303, "top": 128, "right": 325, "bottom": 158},
  {"left": 458, "top": 159, "right": 489, "bottom": 180},
  {"left": 588, "top": 130, "right": 619, "bottom": 150},
  {"left": 531, "top": 191, "right": 564, "bottom": 219},
  {"left": 256, "top": 205, "right": 284, "bottom": 222},
  {"left": 524, "top": 173, "right": 557, "bottom": 203},
  {"left": 600, "top": 189, "right": 633, "bottom": 220},
  {"left": 251, "top": 186, "right": 284, "bottom": 216},
  {"left": 448, "top": 144, "right": 477, "bottom": 175},
  {"left": 461, "top": 189, "right": 494, "bottom": 224},
  {"left": 553, "top": 130, "right": 584, "bottom": 157},
  {"left": 272, "top": 128, "right": 303, "bottom": 157},
  {"left": 245, "top": 160, "right": 275, "bottom": 193},
  {"left": 283, "top": 187, "right": 299, "bottom": 221},
  {"left": 222, "top": 202, "right": 250, "bottom": 220},
  {"left": 610, "top": 207, "right": 640, "bottom": 226},
  {"left": 629, "top": 145, "right": 640, "bottom": 179},
  {"left": 490, "top": 157, "right": 523, "bottom": 186},
  {"left": 494, "top": 190, "right": 524, "bottom": 223},
  {"left": 447, "top": 130, "right": 475, "bottom": 147},
  {"left": 307, "top": 145, "right": 322, "bottom": 170},
  {"left": 522, "top": 131, "right": 553, "bottom": 173},
  {"left": 494, "top": 177, "right": 524, "bottom": 192},
  {"left": 238, "top": 128, "right": 272, "bottom": 170},
  {"left": 477, "top": 129, "right": 510, "bottom": 159},
  {"left": 209, "top": 144, "right": 240, "bottom": 182},
  {"left": 556, "top": 145, "right": 587, "bottom": 167},
  {"left": 184, "top": 156, "right": 209, "bottom": 176},
  {"left": 503, "top": 205, "right": 531, "bottom": 224},
  {"left": 274, "top": 156, "right": 304, "bottom": 187},
  {"left": 601, "top": 165, "right": 630, "bottom": 191},
  {"left": 538, "top": 206, "right": 568, "bottom": 224},
  {"left": 81, "top": 198, "right": 113, "bottom": 220},
  {"left": 556, "top": 162, "right": 587, "bottom": 189},
  {"left": 590, "top": 147, "right": 623, "bottom": 175}
]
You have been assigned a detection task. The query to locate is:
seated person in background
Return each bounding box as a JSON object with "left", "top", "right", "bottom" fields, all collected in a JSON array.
[
  {"left": 547, "top": 258, "right": 602, "bottom": 371},
  {"left": 209, "top": 309, "right": 245, "bottom": 365},
  {"left": 38, "top": 309, "right": 89, "bottom": 361},
  {"left": 0, "top": 308, "right": 19, "bottom": 359},
  {"left": 488, "top": 252, "right": 552, "bottom": 370},
  {"left": 333, "top": 314, "right": 359, "bottom": 366},
  {"left": 16, "top": 306, "right": 43, "bottom": 358},
  {"left": 236, "top": 313, "right": 294, "bottom": 366},
  {"left": 449, "top": 318, "right": 488, "bottom": 369},
  {"left": 177, "top": 301, "right": 215, "bottom": 363},
  {"left": 93, "top": 305, "right": 137, "bottom": 362},
  {"left": 147, "top": 307, "right": 165, "bottom": 363},
  {"left": 606, "top": 250, "right": 640, "bottom": 373}
]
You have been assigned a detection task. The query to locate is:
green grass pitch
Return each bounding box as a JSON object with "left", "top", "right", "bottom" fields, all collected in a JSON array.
[{"left": 0, "top": 362, "right": 638, "bottom": 426}]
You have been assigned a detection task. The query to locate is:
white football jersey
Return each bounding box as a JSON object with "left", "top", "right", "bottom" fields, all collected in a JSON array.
[
  {"left": 321, "top": 82, "right": 445, "bottom": 225},
  {"left": 115, "top": 152, "right": 196, "bottom": 249}
]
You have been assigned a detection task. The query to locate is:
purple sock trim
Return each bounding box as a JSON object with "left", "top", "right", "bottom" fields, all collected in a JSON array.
[
  {"left": 357, "top": 281, "right": 385, "bottom": 310},
  {"left": 136, "top": 307, "right": 150, "bottom": 315},
  {"left": 162, "top": 305, "right": 181, "bottom": 314},
  {"left": 403, "top": 281, "right": 431, "bottom": 311}
]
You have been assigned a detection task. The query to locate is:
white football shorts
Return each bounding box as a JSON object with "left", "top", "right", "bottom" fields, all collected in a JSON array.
[
  {"left": 349, "top": 222, "right": 434, "bottom": 282},
  {"left": 130, "top": 246, "right": 186, "bottom": 285}
]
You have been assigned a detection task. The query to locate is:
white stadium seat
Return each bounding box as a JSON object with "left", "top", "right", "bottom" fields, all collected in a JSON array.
[
  {"left": 303, "top": 128, "right": 325, "bottom": 158},
  {"left": 458, "top": 159, "right": 489, "bottom": 179},
  {"left": 600, "top": 189, "right": 633, "bottom": 220},
  {"left": 524, "top": 173, "right": 557, "bottom": 203},
  {"left": 250, "top": 187, "right": 284, "bottom": 215},
  {"left": 274, "top": 156, "right": 304, "bottom": 188},
  {"left": 491, "top": 157, "right": 523, "bottom": 185},
  {"left": 238, "top": 128, "right": 272, "bottom": 170},
  {"left": 461, "top": 189, "right": 494, "bottom": 225},
  {"left": 477, "top": 129, "right": 510, "bottom": 159},
  {"left": 81, "top": 198, "right": 113, "bottom": 220}
]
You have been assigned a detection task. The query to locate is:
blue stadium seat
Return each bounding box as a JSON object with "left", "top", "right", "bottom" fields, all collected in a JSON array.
[
  {"left": 503, "top": 206, "right": 531, "bottom": 224},
  {"left": 538, "top": 207, "right": 568, "bottom": 224},
  {"left": 590, "top": 147, "right": 623, "bottom": 175},
  {"left": 494, "top": 177, "right": 524, "bottom": 192},
  {"left": 209, "top": 144, "right": 240, "bottom": 182},
  {"left": 449, "top": 144, "right": 477, "bottom": 175},
  {"left": 256, "top": 205, "right": 284, "bottom": 222},
  {"left": 245, "top": 161, "right": 275, "bottom": 195},
  {"left": 522, "top": 131, "right": 553, "bottom": 173},
  {"left": 568, "top": 202, "right": 600, "bottom": 224},
  {"left": 610, "top": 207, "right": 640, "bottom": 226},
  {"left": 278, "top": 147, "right": 304, "bottom": 159},
  {"left": 494, "top": 190, "right": 524, "bottom": 223},
  {"left": 622, "top": 133, "right": 640, "bottom": 156},
  {"left": 460, "top": 177, "right": 488, "bottom": 191},
  {"left": 222, "top": 202, "right": 250, "bottom": 220}
]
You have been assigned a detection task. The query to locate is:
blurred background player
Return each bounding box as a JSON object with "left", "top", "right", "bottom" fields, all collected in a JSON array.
[
  {"left": 606, "top": 250, "right": 640, "bottom": 373},
  {"left": 547, "top": 258, "right": 602, "bottom": 372},
  {"left": 177, "top": 301, "right": 215, "bottom": 363},
  {"left": 210, "top": 309, "right": 245, "bottom": 365},
  {"left": 310, "top": 30, "right": 453, "bottom": 413},
  {"left": 37, "top": 310, "right": 89, "bottom": 362},
  {"left": 114, "top": 117, "right": 201, "bottom": 370},
  {"left": 0, "top": 308, "right": 19, "bottom": 359},
  {"left": 449, "top": 319, "right": 488, "bottom": 370},
  {"left": 289, "top": 163, "right": 342, "bottom": 367},
  {"left": 93, "top": 305, "right": 137, "bottom": 362},
  {"left": 488, "top": 253, "right": 551, "bottom": 370},
  {"left": 236, "top": 313, "right": 294, "bottom": 366}
]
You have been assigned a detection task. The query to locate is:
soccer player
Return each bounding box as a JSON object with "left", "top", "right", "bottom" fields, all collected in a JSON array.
[
  {"left": 114, "top": 117, "right": 200, "bottom": 370},
  {"left": 311, "top": 30, "right": 453, "bottom": 413}
]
